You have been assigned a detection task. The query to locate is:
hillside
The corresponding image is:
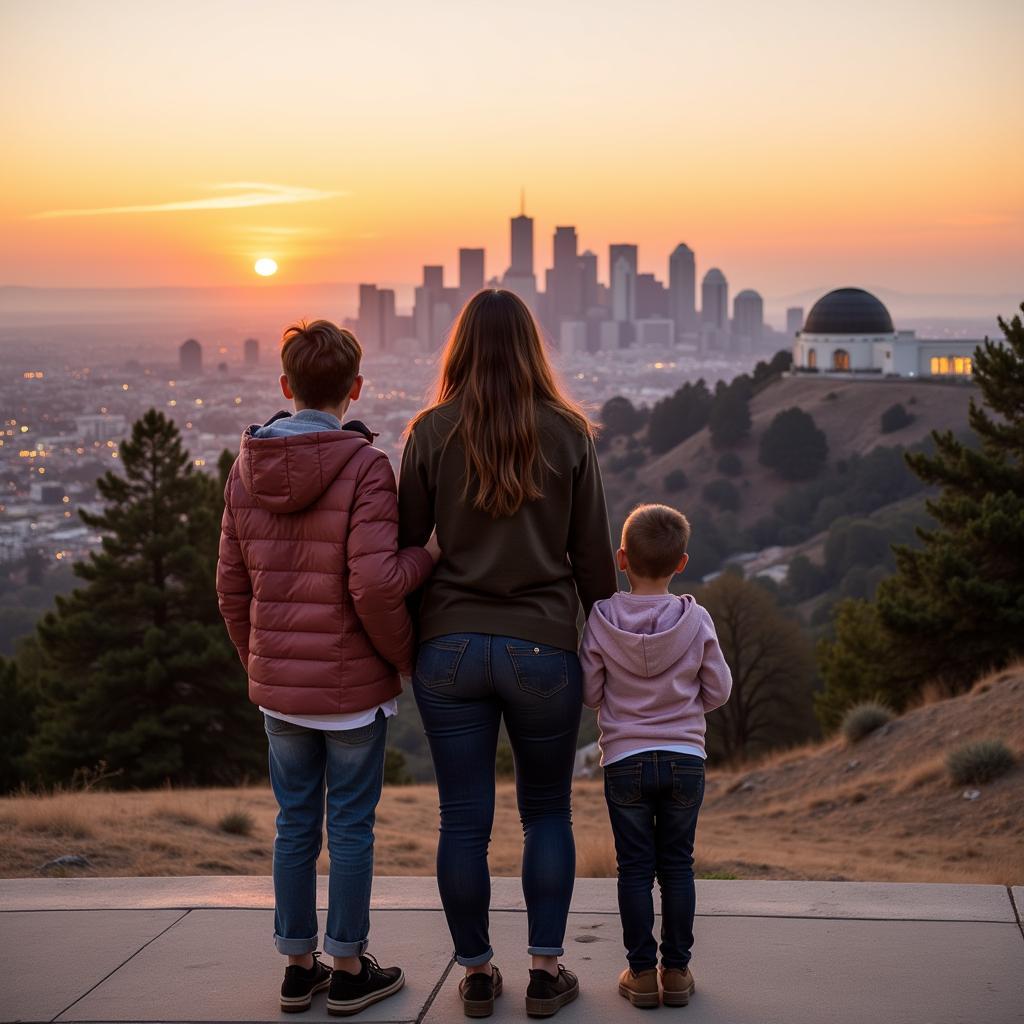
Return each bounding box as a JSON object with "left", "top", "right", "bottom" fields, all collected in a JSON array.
[
  {"left": 2, "top": 666, "right": 1020, "bottom": 885},
  {"left": 605, "top": 374, "right": 975, "bottom": 535}
]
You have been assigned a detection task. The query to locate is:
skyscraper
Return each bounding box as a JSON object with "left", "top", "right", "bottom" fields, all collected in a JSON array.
[
  {"left": 458, "top": 248, "right": 485, "bottom": 306},
  {"left": 423, "top": 265, "right": 444, "bottom": 291},
  {"left": 414, "top": 266, "right": 447, "bottom": 349},
  {"left": 179, "top": 338, "right": 202, "bottom": 375},
  {"left": 503, "top": 195, "right": 537, "bottom": 309},
  {"left": 609, "top": 244, "right": 638, "bottom": 323},
  {"left": 668, "top": 244, "right": 696, "bottom": 339},
  {"left": 358, "top": 284, "right": 382, "bottom": 349},
  {"left": 551, "top": 226, "right": 582, "bottom": 321},
  {"left": 733, "top": 289, "right": 764, "bottom": 348},
  {"left": 787, "top": 306, "right": 805, "bottom": 336},
  {"left": 579, "top": 250, "right": 598, "bottom": 311},
  {"left": 635, "top": 273, "right": 668, "bottom": 318},
  {"left": 243, "top": 337, "right": 259, "bottom": 366},
  {"left": 701, "top": 268, "right": 728, "bottom": 330}
]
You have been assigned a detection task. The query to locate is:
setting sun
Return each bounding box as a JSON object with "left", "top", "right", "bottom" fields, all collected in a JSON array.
[{"left": 253, "top": 257, "right": 278, "bottom": 277}]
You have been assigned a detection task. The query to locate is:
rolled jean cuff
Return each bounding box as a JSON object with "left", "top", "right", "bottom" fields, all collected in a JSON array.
[
  {"left": 528, "top": 945, "right": 564, "bottom": 957},
  {"left": 324, "top": 935, "right": 369, "bottom": 958},
  {"left": 274, "top": 931, "right": 318, "bottom": 956},
  {"left": 456, "top": 946, "right": 495, "bottom": 968}
]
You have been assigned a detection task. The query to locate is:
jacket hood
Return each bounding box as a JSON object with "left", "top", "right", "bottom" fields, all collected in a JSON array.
[
  {"left": 236, "top": 423, "right": 369, "bottom": 513},
  {"left": 589, "top": 592, "right": 704, "bottom": 678}
]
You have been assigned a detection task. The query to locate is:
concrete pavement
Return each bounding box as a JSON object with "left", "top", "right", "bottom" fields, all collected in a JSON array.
[{"left": 1, "top": 877, "right": 1022, "bottom": 1023}]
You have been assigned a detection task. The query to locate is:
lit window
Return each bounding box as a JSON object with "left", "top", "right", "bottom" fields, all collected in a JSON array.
[
  {"left": 833, "top": 349, "right": 850, "bottom": 371},
  {"left": 807, "top": 348, "right": 817, "bottom": 369}
]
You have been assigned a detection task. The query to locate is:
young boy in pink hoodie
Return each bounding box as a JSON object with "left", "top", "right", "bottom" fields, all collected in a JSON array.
[{"left": 581, "top": 503, "right": 732, "bottom": 1010}]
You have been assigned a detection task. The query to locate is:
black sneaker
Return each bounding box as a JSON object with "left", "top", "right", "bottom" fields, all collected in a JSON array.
[
  {"left": 327, "top": 954, "right": 405, "bottom": 1017},
  {"left": 459, "top": 964, "right": 503, "bottom": 1018},
  {"left": 280, "top": 953, "right": 331, "bottom": 1013},
  {"left": 525, "top": 965, "right": 579, "bottom": 1018}
]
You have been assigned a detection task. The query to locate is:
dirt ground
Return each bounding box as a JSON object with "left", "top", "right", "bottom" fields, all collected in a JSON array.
[{"left": 2, "top": 668, "right": 1021, "bottom": 885}]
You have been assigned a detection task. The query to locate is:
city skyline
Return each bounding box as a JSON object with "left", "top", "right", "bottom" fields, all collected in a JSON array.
[{"left": 1, "top": 1, "right": 1022, "bottom": 296}]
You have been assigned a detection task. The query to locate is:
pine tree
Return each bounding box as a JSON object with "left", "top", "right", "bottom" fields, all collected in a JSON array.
[
  {"left": 818, "top": 304, "right": 1024, "bottom": 721},
  {"left": 22, "top": 411, "right": 262, "bottom": 787},
  {"left": 874, "top": 305, "right": 1024, "bottom": 689}
]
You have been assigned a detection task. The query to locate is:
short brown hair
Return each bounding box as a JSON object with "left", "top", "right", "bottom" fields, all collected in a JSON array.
[
  {"left": 280, "top": 319, "right": 362, "bottom": 409},
  {"left": 622, "top": 503, "right": 691, "bottom": 579}
]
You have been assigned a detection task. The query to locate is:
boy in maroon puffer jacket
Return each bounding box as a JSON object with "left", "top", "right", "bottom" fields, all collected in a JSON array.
[{"left": 217, "top": 319, "right": 438, "bottom": 1016}]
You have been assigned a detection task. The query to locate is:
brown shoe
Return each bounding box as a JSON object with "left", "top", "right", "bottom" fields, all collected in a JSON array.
[
  {"left": 618, "top": 967, "right": 660, "bottom": 1009},
  {"left": 660, "top": 966, "right": 695, "bottom": 1007},
  {"left": 459, "top": 965, "right": 503, "bottom": 1018}
]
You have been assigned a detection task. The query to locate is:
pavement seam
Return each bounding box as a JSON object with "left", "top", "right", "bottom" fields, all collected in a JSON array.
[
  {"left": 414, "top": 954, "right": 456, "bottom": 1024},
  {"left": 48, "top": 908, "right": 192, "bottom": 1023},
  {"left": 1007, "top": 886, "right": 1024, "bottom": 946}
]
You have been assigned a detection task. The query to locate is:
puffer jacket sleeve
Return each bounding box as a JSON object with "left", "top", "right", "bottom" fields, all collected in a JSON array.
[
  {"left": 216, "top": 489, "right": 252, "bottom": 668},
  {"left": 348, "top": 449, "right": 435, "bottom": 674}
]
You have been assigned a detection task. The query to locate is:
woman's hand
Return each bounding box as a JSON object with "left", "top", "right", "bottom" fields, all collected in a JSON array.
[{"left": 425, "top": 529, "right": 442, "bottom": 564}]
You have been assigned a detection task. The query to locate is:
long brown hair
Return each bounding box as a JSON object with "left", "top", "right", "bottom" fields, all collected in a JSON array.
[{"left": 409, "top": 289, "right": 594, "bottom": 518}]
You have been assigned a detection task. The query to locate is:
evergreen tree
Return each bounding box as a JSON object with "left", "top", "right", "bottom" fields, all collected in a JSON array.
[
  {"left": 647, "top": 380, "right": 713, "bottom": 454},
  {"left": 22, "top": 411, "right": 262, "bottom": 787},
  {"left": 709, "top": 383, "right": 752, "bottom": 449},
  {"left": 759, "top": 407, "right": 829, "bottom": 480},
  {"left": 818, "top": 305, "right": 1024, "bottom": 722},
  {"left": 874, "top": 307, "right": 1024, "bottom": 689},
  {"left": 0, "top": 658, "right": 36, "bottom": 792}
]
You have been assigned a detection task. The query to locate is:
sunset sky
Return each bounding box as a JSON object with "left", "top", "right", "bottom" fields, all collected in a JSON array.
[{"left": 1, "top": 0, "right": 1022, "bottom": 301}]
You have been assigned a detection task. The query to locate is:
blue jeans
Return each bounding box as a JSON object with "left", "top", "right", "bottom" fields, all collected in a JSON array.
[
  {"left": 413, "top": 633, "right": 583, "bottom": 967},
  {"left": 604, "top": 751, "right": 705, "bottom": 971},
  {"left": 264, "top": 710, "right": 387, "bottom": 958}
]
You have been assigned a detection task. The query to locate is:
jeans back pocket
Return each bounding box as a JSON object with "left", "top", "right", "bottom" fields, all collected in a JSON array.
[
  {"left": 415, "top": 637, "right": 469, "bottom": 690},
  {"left": 671, "top": 763, "right": 705, "bottom": 809},
  {"left": 604, "top": 761, "right": 644, "bottom": 806},
  {"left": 506, "top": 643, "right": 568, "bottom": 697}
]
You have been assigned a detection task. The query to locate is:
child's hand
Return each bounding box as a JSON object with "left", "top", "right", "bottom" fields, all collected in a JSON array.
[{"left": 425, "top": 529, "right": 442, "bottom": 564}]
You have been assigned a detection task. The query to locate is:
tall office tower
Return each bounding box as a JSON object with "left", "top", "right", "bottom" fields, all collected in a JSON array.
[
  {"left": 551, "top": 226, "right": 583, "bottom": 321},
  {"left": 358, "top": 284, "right": 382, "bottom": 349},
  {"left": 179, "top": 338, "right": 202, "bottom": 375},
  {"left": 509, "top": 194, "right": 534, "bottom": 277},
  {"left": 379, "top": 288, "right": 396, "bottom": 351},
  {"left": 458, "top": 248, "right": 485, "bottom": 307},
  {"left": 243, "top": 337, "right": 259, "bottom": 366},
  {"left": 786, "top": 306, "right": 805, "bottom": 337},
  {"left": 413, "top": 265, "right": 447, "bottom": 349},
  {"left": 636, "top": 273, "right": 668, "bottom": 318},
  {"left": 503, "top": 197, "right": 537, "bottom": 310},
  {"left": 609, "top": 244, "right": 638, "bottom": 323},
  {"left": 668, "top": 243, "right": 697, "bottom": 339},
  {"left": 701, "top": 268, "right": 729, "bottom": 330},
  {"left": 733, "top": 289, "right": 764, "bottom": 348},
  {"left": 579, "top": 250, "right": 598, "bottom": 310},
  {"left": 423, "top": 265, "right": 444, "bottom": 291}
]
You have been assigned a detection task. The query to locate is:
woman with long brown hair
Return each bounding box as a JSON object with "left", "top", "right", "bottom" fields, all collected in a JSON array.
[{"left": 399, "top": 289, "right": 616, "bottom": 1018}]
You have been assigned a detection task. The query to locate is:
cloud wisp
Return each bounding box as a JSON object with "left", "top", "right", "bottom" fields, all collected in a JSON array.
[{"left": 33, "top": 182, "right": 343, "bottom": 219}]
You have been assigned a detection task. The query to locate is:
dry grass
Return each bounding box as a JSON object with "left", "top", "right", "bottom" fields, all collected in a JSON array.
[{"left": 2, "top": 670, "right": 1023, "bottom": 886}]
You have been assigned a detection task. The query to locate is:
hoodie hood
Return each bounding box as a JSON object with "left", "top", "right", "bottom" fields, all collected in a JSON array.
[
  {"left": 588, "top": 592, "right": 704, "bottom": 679},
  {"left": 237, "top": 421, "right": 370, "bottom": 514}
]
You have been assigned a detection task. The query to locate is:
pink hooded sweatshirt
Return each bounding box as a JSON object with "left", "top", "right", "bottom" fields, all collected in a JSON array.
[{"left": 580, "top": 592, "right": 732, "bottom": 766}]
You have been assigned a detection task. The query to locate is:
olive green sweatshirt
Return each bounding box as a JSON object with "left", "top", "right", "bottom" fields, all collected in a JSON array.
[{"left": 398, "top": 401, "right": 617, "bottom": 652}]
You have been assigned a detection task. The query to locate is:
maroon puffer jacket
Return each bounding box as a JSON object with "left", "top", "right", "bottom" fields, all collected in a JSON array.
[{"left": 216, "top": 425, "right": 433, "bottom": 714}]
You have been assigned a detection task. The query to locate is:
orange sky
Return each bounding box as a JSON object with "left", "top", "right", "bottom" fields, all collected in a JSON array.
[{"left": 1, "top": 0, "right": 1022, "bottom": 299}]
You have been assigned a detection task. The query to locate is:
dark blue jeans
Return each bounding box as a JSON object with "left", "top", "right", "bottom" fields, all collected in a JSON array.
[
  {"left": 413, "top": 632, "right": 583, "bottom": 966},
  {"left": 604, "top": 751, "right": 705, "bottom": 971},
  {"left": 264, "top": 710, "right": 387, "bottom": 958}
]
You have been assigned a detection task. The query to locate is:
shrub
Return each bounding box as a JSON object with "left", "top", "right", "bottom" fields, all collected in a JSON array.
[
  {"left": 716, "top": 452, "right": 743, "bottom": 477},
  {"left": 384, "top": 748, "right": 412, "bottom": 785},
  {"left": 663, "top": 468, "right": 688, "bottom": 492},
  {"left": 881, "top": 402, "right": 914, "bottom": 434},
  {"left": 840, "top": 702, "right": 893, "bottom": 743},
  {"left": 702, "top": 478, "right": 741, "bottom": 512},
  {"left": 946, "top": 740, "right": 1015, "bottom": 785},
  {"left": 218, "top": 809, "right": 254, "bottom": 836}
]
